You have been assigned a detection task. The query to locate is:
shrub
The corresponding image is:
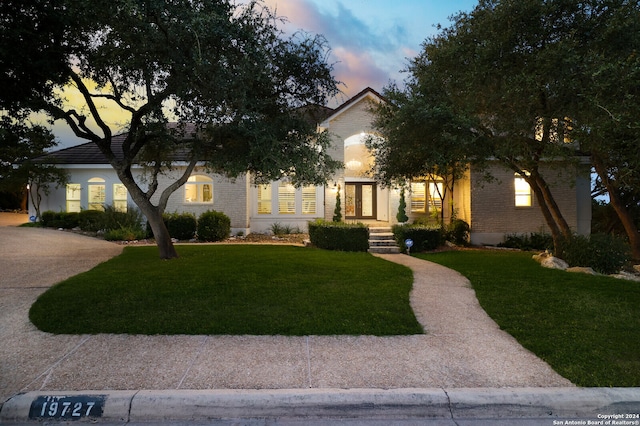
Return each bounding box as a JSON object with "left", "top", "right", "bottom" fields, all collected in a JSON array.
[
  {"left": 79, "top": 210, "right": 107, "bottom": 232},
  {"left": 102, "top": 205, "right": 145, "bottom": 233},
  {"left": 165, "top": 212, "right": 197, "bottom": 240},
  {"left": 392, "top": 224, "right": 443, "bottom": 253},
  {"left": 104, "top": 226, "right": 147, "bottom": 241},
  {"left": 270, "top": 222, "right": 301, "bottom": 236},
  {"left": 197, "top": 210, "right": 231, "bottom": 242},
  {"left": 308, "top": 219, "right": 369, "bottom": 252},
  {"left": 499, "top": 232, "right": 553, "bottom": 251},
  {"left": 560, "top": 233, "right": 631, "bottom": 275},
  {"left": 445, "top": 219, "right": 470, "bottom": 245}
]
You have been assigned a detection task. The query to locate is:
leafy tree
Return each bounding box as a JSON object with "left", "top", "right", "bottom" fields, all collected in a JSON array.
[
  {"left": 0, "top": 0, "right": 340, "bottom": 259},
  {"left": 372, "top": 0, "right": 638, "bottom": 256},
  {"left": 0, "top": 120, "right": 69, "bottom": 219}
]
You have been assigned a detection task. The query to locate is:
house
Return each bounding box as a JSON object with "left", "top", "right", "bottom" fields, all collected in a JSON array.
[{"left": 31, "top": 87, "right": 592, "bottom": 245}]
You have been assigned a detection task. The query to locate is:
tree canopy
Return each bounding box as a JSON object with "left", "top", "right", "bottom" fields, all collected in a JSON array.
[
  {"left": 1, "top": 0, "right": 341, "bottom": 258},
  {"left": 371, "top": 0, "right": 640, "bottom": 257}
]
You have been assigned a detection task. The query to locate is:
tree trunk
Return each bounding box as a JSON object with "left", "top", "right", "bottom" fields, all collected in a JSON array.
[
  {"left": 528, "top": 180, "right": 566, "bottom": 257},
  {"left": 592, "top": 154, "right": 640, "bottom": 260},
  {"left": 533, "top": 172, "right": 572, "bottom": 239},
  {"left": 146, "top": 209, "right": 179, "bottom": 260}
]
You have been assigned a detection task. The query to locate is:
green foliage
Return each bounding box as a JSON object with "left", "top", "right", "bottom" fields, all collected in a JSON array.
[
  {"left": 197, "top": 210, "right": 231, "bottom": 242},
  {"left": 392, "top": 224, "right": 443, "bottom": 253},
  {"left": 40, "top": 210, "right": 80, "bottom": 229},
  {"left": 396, "top": 188, "right": 409, "bottom": 223},
  {"left": 499, "top": 232, "right": 554, "bottom": 251},
  {"left": 29, "top": 245, "right": 421, "bottom": 336},
  {"left": 103, "top": 226, "right": 146, "bottom": 241},
  {"left": 270, "top": 222, "right": 301, "bottom": 236},
  {"left": 332, "top": 186, "right": 342, "bottom": 222},
  {"left": 165, "top": 212, "right": 197, "bottom": 240},
  {"left": 78, "top": 210, "right": 106, "bottom": 232},
  {"left": 1, "top": 0, "right": 341, "bottom": 259},
  {"left": 559, "top": 233, "right": 631, "bottom": 275},
  {"left": 423, "top": 250, "right": 640, "bottom": 386},
  {"left": 445, "top": 219, "right": 470, "bottom": 245},
  {"left": 308, "top": 219, "right": 369, "bottom": 252}
]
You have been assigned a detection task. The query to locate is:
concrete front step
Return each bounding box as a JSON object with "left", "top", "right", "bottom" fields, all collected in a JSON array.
[{"left": 368, "top": 227, "right": 400, "bottom": 254}]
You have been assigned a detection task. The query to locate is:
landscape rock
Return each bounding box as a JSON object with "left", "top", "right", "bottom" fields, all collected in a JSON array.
[
  {"left": 566, "top": 266, "right": 597, "bottom": 275},
  {"left": 609, "top": 271, "right": 640, "bottom": 282},
  {"left": 541, "top": 256, "right": 569, "bottom": 270},
  {"left": 633, "top": 265, "right": 640, "bottom": 274},
  {"left": 532, "top": 251, "right": 551, "bottom": 263}
]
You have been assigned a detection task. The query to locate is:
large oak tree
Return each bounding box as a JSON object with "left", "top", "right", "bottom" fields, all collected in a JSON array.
[
  {"left": 372, "top": 0, "right": 640, "bottom": 257},
  {"left": 1, "top": 0, "right": 341, "bottom": 258}
]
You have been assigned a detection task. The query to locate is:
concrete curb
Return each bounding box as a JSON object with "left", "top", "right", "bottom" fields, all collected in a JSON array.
[{"left": 2, "top": 388, "right": 640, "bottom": 423}]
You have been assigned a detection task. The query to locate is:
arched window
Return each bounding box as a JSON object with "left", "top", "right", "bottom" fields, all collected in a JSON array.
[
  {"left": 88, "top": 177, "right": 106, "bottom": 211},
  {"left": 344, "top": 133, "right": 376, "bottom": 178},
  {"left": 185, "top": 175, "right": 213, "bottom": 203}
]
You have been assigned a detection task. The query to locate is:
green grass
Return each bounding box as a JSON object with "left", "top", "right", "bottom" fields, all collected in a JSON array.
[
  {"left": 418, "top": 250, "right": 640, "bottom": 387},
  {"left": 30, "top": 245, "right": 422, "bottom": 336}
]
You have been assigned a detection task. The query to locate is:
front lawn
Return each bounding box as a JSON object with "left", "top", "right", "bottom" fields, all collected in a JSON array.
[
  {"left": 30, "top": 245, "right": 422, "bottom": 336},
  {"left": 419, "top": 250, "right": 640, "bottom": 387}
]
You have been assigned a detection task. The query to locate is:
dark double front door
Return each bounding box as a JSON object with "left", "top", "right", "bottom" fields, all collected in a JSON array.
[{"left": 345, "top": 183, "right": 376, "bottom": 219}]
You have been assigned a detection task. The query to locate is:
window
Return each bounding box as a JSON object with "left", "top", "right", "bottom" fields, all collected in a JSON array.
[
  {"left": 185, "top": 175, "right": 213, "bottom": 203},
  {"left": 278, "top": 182, "right": 296, "bottom": 214},
  {"left": 66, "top": 184, "right": 81, "bottom": 212},
  {"left": 515, "top": 172, "right": 532, "bottom": 207},
  {"left": 410, "top": 182, "right": 426, "bottom": 213},
  {"left": 429, "top": 182, "right": 444, "bottom": 211},
  {"left": 113, "top": 184, "right": 128, "bottom": 212},
  {"left": 257, "top": 184, "right": 272, "bottom": 214},
  {"left": 88, "top": 177, "right": 105, "bottom": 211},
  {"left": 302, "top": 186, "right": 316, "bottom": 214}
]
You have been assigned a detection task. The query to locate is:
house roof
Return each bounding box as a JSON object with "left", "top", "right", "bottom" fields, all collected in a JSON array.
[
  {"left": 38, "top": 88, "right": 380, "bottom": 166},
  {"left": 320, "top": 87, "right": 385, "bottom": 126}
]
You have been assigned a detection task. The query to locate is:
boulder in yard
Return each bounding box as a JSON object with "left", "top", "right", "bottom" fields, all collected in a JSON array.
[
  {"left": 566, "top": 266, "right": 597, "bottom": 275},
  {"left": 541, "top": 256, "right": 569, "bottom": 270}
]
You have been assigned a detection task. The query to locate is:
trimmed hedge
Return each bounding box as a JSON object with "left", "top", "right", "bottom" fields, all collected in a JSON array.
[
  {"left": 308, "top": 220, "right": 369, "bottom": 252},
  {"left": 166, "top": 212, "right": 197, "bottom": 240},
  {"left": 197, "top": 210, "right": 231, "bottom": 242},
  {"left": 393, "top": 224, "right": 443, "bottom": 253}
]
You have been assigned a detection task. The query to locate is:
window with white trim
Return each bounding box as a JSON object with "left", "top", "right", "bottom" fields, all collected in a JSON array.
[
  {"left": 278, "top": 182, "right": 296, "bottom": 214},
  {"left": 66, "top": 183, "right": 81, "bottom": 213},
  {"left": 113, "top": 184, "right": 128, "bottom": 212},
  {"left": 257, "top": 184, "right": 272, "bottom": 214},
  {"left": 185, "top": 175, "right": 213, "bottom": 204},
  {"left": 88, "top": 177, "right": 106, "bottom": 211},
  {"left": 410, "top": 182, "right": 426, "bottom": 213},
  {"left": 302, "top": 186, "right": 316, "bottom": 214}
]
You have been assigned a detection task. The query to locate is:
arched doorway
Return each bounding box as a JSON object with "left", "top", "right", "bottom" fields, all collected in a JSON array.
[{"left": 344, "top": 133, "right": 377, "bottom": 220}]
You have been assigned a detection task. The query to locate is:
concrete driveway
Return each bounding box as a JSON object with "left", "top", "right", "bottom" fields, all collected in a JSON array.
[{"left": 0, "top": 213, "right": 572, "bottom": 407}]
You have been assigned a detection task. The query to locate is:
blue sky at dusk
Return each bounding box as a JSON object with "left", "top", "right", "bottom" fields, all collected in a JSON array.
[
  {"left": 51, "top": 0, "right": 479, "bottom": 147},
  {"left": 264, "top": 0, "right": 478, "bottom": 104}
]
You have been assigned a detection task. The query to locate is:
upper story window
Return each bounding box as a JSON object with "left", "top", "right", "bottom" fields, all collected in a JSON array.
[
  {"left": 88, "top": 177, "right": 106, "bottom": 211},
  {"left": 185, "top": 175, "right": 213, "bottom": 204},
  {"left": 515, "top": 172, "right": 532, "bottom": 207}
]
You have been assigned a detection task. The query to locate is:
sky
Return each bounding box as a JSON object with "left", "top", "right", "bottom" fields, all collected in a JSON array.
[{"left": 51, "top": 0, "right": 478, "bottom": 149}]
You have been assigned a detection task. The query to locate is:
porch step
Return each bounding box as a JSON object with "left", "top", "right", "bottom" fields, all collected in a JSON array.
[{"left": 368, "top": 227, "right": 401, "bottom": 254}]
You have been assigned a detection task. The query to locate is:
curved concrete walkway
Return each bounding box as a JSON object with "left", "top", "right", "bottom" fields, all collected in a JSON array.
[{"left": 0, "top": 219, "right": 572, "bottom": 406}]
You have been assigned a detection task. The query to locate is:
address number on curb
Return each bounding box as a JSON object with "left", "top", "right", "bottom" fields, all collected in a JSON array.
[{"left": 29, "top": 395, "right": 105, "bottom": 420}]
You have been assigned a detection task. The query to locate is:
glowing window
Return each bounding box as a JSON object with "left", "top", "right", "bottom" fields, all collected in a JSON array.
[
  {"left": 113, "top": 184, "right": 128, "bottom": 212},
  {"left": 278, "top": 182, "right": 296, "bottom": 214},
  {"left": 185, "top": 175, "right": 213, "bottom": 204},
  {"left": 410, "top": 182, "right": 426, "bottom": 213},
  {"left": 429, "top": 182, "right": 444, "bottom": 211},
  {"left": 257, "top": 184, "right": 272, "bottom": 214},
  {"left": 515, "top": 172, "right": 532, "bottom": 207},
  {"left": 88, "top": 177, "right": 105, "bottom": 211},
  {"left": 302, "top": 186, "right": 316, "bottom": 214},
  {"left": 66, "top": 183, "right": 81, "bottom": 213}
]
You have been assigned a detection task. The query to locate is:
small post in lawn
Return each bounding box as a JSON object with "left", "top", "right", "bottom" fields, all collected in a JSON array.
[{"left": 405, "top": 238, "right": 413, "bottom": 256}]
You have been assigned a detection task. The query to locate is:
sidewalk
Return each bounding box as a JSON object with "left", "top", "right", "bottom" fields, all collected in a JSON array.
[{"left": 1, "top": 219, "right": 637, "bottom": 423}]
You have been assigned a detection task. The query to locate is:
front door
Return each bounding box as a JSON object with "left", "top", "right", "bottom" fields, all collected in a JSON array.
[{"left": 345, "top": 183, "right": 376, "bottom": 219}]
